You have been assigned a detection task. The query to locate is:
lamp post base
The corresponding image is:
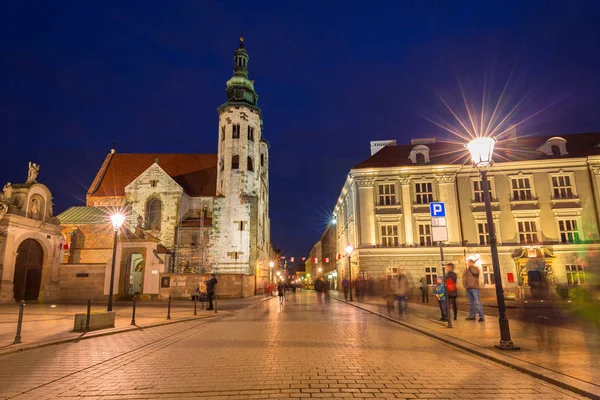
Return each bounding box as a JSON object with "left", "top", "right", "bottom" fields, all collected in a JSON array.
[{"left": 495, "top": 341, "right": 520, "bottom": 350}]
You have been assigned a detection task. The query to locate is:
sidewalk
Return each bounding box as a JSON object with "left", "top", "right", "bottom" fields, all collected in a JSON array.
[
  {"left": 332, "top": 292, "right": 600, "bottom": 400},
  {"left": 0, "top": 296, "right": 271, "bottom": 356}
]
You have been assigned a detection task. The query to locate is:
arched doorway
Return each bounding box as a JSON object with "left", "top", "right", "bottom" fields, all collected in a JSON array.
[
  {"left": 123, "top": 253, "right": 144, "bottom": 296},
  {"left": 14, "top": 239, "right": 44, "bottom": 301}
]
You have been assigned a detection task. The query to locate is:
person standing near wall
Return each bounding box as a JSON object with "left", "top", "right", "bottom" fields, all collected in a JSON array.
[{"left": 206, "top": 274, "right": 217, "bottom": 311}]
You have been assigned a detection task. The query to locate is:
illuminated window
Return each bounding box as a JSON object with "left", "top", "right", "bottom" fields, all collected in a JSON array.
[
  {"left": 418, "top": 223, "right": 433, "bottom": 246},
  {"left": 386, "top": 267, "right": 398, "bottom": 278},
  {"left": 559, "top": 219, "right": 579, "bottom": 243},
  {"left": 378, "top": 184, "right": 396, "bottom": 205},
  {"left": 380, "top": 225, "right": 399, "bottom": 247},
  {"left": 482, "top": 265, "right": 495, "bottom": 285},
  {"left": 511, "top": 177, "right": 533, "bottom": 200},
  {"left": 477, "top": 223, "right": 489, "bottom": 245},
  {"left": 425, "top": 267, "right": 437, "bottom": 285},
  {"left": 517, "top": 220, "right": 537, "bottom": 244},
  {"left": 552, "top": 175, "right": 574, "bottom": 199},
  {"left": 566, "top": 264, "right": 585, "bottom": 285},
  {"left": 415, "top": 182, "right": 434, "bottom": 204}
]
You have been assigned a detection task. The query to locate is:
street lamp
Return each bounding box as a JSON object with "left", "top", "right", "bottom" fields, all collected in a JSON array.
[
  {"left": 108, "top": 213, "right": 125, "bottom": 312},
  {"left": 317, "top": 267, "right": 322, "bottom": 273},
  {"left": 466, "top": 137, "right": 518, "bottom": 350},
  {"left": 345, "top": 244, "right": 354, "bottom": 301}
]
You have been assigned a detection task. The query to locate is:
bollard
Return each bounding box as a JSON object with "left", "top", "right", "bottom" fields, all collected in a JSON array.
[
  {"left": 131, "top": 296, "right": 137, "bottom": 325},
  {"left": 13, "top": 300, "right": 25, "bottom": 344},
  {"left": 214, "top": 293, "right": 218, "bottom": 314},
  {"left": 167, "top": 294, "right": 172, "bottom": 320},
  {"left": 84, "top": 300, "right": 92, "bottom": 332},
  {"left": 193, "top": 294, "right": 197, "bottom": 316}
]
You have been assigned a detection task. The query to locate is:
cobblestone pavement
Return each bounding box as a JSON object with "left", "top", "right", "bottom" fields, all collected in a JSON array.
[{"left": 0, "top": 291, "right": 586, "bottom": 400}]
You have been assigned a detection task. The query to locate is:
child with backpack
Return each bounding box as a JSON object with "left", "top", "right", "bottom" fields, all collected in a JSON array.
[{"left": 433, "top": 276, "right": 448, "bottom": 322}]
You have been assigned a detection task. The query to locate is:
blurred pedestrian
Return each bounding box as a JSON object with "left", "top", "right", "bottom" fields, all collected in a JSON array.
[
  {"left": 323, "top": 279, "right": 331, "bottom": 305},
  {"left": 434, "top": 276, "right": 448, "bottom": 322},
  {"left": 392, "top": 270, "right": 409, "bottom": 317},
  {"left": 419, "top": 276, "right": 429, "bottom": 303},
  {"left": 342, "top": 277, "right": 350, "bottom": 301},
  {"left": 463, "top": 259, "right": 484, "bottom": 322},
  {"left": 314, "top": 277, "right": 323, "bottom": 304},
  {"left": 206, "top": 274, "right": 217, "bottom": 311},
  {"left": 277, "top": 280, "right": 285, "bottom": 305},
  {"left": 382, "top": 276, "right": 395, "bottom": 314},
  {"left": 445, "top": 263, "right": 458, "bottom": 321}
]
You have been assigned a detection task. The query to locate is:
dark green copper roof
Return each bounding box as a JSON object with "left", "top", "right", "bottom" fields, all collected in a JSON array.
[{"left": 57, "top": 206, "right": 112, "bottom": 224}]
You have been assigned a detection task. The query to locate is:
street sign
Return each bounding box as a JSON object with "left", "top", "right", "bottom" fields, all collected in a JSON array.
[
  {"left": 432, "top": 226, "right": 448, "bottom": 242},
  {"left": 429, "top": 202, "right": 446, "bottom": 217},
  {"left": 431, "top": 217, "right": 446, "bottom": 226}
]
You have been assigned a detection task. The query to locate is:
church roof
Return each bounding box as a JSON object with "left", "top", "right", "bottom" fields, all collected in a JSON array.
[
  {"left": 58, "top": 206, "right": 112, "bottom": 224},
  {"left": 352, "top": 132, "right": 600, "bottom": 170},
  {"left": 88, "top": 153, "right": 218, "bottom": 198}
]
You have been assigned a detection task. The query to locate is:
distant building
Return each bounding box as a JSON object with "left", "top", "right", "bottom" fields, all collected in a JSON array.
[{"left": 315, "top": 132, "right": 600, "bottom": 297}]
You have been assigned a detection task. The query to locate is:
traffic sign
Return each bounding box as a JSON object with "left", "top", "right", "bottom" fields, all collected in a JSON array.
[
  {"left": 432, "top": 226, "right": 448, "bottom": 242},
  {"left": 429, "top": 202, "right": 445, "bottom": 217}
]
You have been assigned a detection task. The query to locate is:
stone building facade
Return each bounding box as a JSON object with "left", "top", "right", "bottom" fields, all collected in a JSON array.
[
  {"left": 56, "top": 37, "right": 272, "bottom": 300},
  {"left": 315, "top": 132, "right": 600, "bottom": 297},
  {"left": 0, "top": 164, "right": 64, "bottom": 303}
]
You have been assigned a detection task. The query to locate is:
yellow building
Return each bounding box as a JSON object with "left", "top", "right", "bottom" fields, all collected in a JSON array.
[{"left": 328, "top": 133, "right": 600, "bottom": 297}]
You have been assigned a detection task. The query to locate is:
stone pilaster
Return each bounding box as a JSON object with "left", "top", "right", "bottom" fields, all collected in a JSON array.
[{"left": 399, "top": 177, "right": 414, "bottom": 245}]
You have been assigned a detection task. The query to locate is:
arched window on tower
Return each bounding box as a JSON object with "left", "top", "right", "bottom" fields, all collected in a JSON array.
[
  {"left": 232, "top": 155, "right": 240, "bottom": 170},
  {"left": 248, "top": 156, "right": 254, "bottom": 172},
  {"left": 220, "top": 156, "right": 224, "bottom": 171},
  {"left": 232, "top": 124, "right": 240, "bottom": 139},
  {"left": 416, "top": 153, "right": 426, "bottom": 164},
  {"left": 221, "top": 126, "right": 225, "bottom": 141},
  {"left": 248, "top": 126, "right": 254, "bottom": 141},
  {"left": 146, "top": 198, "right": 162, "bottom": 230},
  {"left": 261, "top": 154, "right": 265, "bottom": 167},
  {"left": 551, "top": 145, "right": 561, "bottom": 156}
]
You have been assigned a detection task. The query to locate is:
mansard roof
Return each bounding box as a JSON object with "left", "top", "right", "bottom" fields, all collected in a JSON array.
[
  {"left": 352, "top": 132, "right": 600, "bottom": 170},
  {"left": 88, "top": 153, "right": 218, "bottom": 198}
]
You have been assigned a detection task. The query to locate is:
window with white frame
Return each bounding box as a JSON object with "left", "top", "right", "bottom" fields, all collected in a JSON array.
[
  {"left": 425, "top": 267, "right": 437, "bottom": 285},
  {"left": 565, "top": 264, "right": 585, "bottom": 285},
  {"left": 418, "top": 223, "right": 433, "bottom": 246},
  {"left": 386, "top": 267, "right": 399, "bottom": 278},
  {"left": 559, "top": 219, "right": 580, "bottom": 243},
  {"left": 415, "top": 182, "right": 434, "bottom": 204},
  {"left": 477, "top": 222, "right": 490, "bottom": 245},
  {"left": 380, "top": 224, "right": 399, "bottom": 247},
  {"left": 378, "top": 184, "right": 396, "bottom": 205},
  {"left": 473, "top": 180, "right": 484, "bottom": 203},
  {"left": 482, "top": 265, "right": 495, "bottom": 285},
  {"left": 511, "top": 177, "right": 534, "bottom": 200},
  {"left": 517, "top": 220, "right": 538, "bottom": 244},
  {"left": 551, "top": 175, "right": 575, "bottom": 199}
]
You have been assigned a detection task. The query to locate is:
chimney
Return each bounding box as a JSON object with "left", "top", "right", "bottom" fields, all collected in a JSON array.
[{"left": 370, "top": 140, "right": 397, "bottom": 156}]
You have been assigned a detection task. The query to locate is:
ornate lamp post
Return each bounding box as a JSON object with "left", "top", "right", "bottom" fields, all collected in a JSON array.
[
  {"left": 108, "top": 213, "right": 125, "bottom": 312},
  {"left": 466, "top": 137, "right": 518, "bottom": 350},
  {"left": 345, "top": 244, "right": 354, "bottom": 301}
]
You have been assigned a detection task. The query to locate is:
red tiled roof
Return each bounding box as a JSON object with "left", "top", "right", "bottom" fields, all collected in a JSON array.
[
  {"left": 88, "top": 153, "right": 218, "bottom": 197},
  {"left": 353, "top": 133, "right": 600, "bottom": 170}
]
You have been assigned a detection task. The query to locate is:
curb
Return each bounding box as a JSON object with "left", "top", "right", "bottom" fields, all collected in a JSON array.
[
  {"left": 0, "top": 296, "right": 276, "bottom": 357},
  {"left": 333, "top": 296, "right": 599, "bottom": 400}
]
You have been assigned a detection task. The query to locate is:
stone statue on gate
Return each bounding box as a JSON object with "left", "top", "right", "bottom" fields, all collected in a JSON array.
[
  {"left": 27, "top": 162, "right": 40, "bottom": 183},
  {"left": 0, "top": 202, "right": 8, "bottom": 221},
  {"left": 1, "top": 182, "right": 12, "bottom": 202},
  {"left": 30, "top": 197, "right": 40, "bottom": 220},
  {"left": 544, "top": 263, "right": 555, "bottom": 286}
]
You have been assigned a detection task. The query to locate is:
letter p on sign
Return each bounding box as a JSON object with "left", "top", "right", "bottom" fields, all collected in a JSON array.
[{"left": 429, "top": 202, "right": 445, "bottom": 217}]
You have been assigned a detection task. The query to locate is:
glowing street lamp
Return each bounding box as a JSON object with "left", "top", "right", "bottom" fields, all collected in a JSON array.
[
  {"left": 466, "top": 137, "right": 517, "bottom": 350},
  {"left": 317, "top": 267, "right": 323, "bottom": 273},
  {"left": 107, "top": 213, "right": 125, "bottom": 312},
  {"left": 345, "top": 244, "right": 354, "bottom": 301}
]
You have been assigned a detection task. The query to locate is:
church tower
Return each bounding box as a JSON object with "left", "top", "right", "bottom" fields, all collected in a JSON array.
[{"left": 213, "top": 36, "right": 270, "bottom": 277}]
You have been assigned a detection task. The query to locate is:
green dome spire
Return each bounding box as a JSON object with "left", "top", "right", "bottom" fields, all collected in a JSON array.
[{"left": 221, "top": 35, "right": 259, "bottom": 110}]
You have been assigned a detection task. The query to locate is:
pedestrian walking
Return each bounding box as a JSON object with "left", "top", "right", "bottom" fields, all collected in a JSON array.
[
  {"left": 445, "top": 263, "right": 458, "bottom": 321},
  {"left": 391, "top": 270, "right": 409, "bottom": 317},
  {"left": 323, "top": 279, "right": 331, "bottom": 305},
  {"left": 206, "top": 274, "right": 218, "bottom": 311},
  {"left": 419, "top": 276, "right": 429, "bottom": 303},
  {"left": 463, "top": 259, "right": 484, "bottom": 322},
  {"left": 382, "top": 276, "right": 395, "bottom": 314},
  {"left": 433, "top": 276, "right": 448, "bottom": 322},
  {"left": 314, "top": 277, "right": 323, "bottom": 304},
  {"left": 277, "top": 280, "right": 285, "bottom": 305},
  {"left": 342, "top": 277, "right": 350, "bottom": 301}
]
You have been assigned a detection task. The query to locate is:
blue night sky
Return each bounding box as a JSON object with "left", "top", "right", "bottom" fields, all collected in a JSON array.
[{"left": 1, "top": 1, "right": 599, "bottom": 258}]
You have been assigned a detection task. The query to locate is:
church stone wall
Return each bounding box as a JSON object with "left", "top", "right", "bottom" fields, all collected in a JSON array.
[
  {"left": 57, "top": 264, "right": 106, "bottom": 300},
  {"left": 125, "top": 164, "right": 183, "bottom": 250}
]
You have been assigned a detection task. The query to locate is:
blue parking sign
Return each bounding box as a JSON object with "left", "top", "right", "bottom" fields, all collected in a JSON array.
[{"left": 429, "top": 202, "right": 445, "bottom": 217}]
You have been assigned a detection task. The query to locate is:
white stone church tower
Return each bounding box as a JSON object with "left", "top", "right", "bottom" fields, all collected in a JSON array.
[{"left": 212, "top": 36, "right": 271, "bottom": 274}]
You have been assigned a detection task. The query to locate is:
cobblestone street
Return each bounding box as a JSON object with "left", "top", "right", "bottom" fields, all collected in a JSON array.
[{"left": 0, "top": 291, "right": 587, "bottom": 400}]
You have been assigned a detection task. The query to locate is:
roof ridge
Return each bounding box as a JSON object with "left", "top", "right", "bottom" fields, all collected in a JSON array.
[{"left": 87, "top": 151, "right": 115, "bottom": 198}]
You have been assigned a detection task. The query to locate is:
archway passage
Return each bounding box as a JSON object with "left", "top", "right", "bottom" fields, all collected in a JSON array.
[
  {"left": 123, "top": 253, "right": 144, "bottom": 297},
  {"left": 13, "top": 239, "right": 44, "bottom": 302}
]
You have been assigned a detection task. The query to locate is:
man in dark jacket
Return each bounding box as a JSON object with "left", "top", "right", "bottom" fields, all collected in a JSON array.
[
  {"left": 206, "top": 274, "right": 218, "bottom": 310},
  {"left": 445, "top": 263, "right": 458, "bottom": 321}
]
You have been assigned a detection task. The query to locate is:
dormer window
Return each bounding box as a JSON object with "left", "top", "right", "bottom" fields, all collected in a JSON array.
[
  {"left": 408, "top": 145, "right": 431, "bottom": 164},
  {"left": 538, "top": 137, "right": 568, "bottom": 156}
]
